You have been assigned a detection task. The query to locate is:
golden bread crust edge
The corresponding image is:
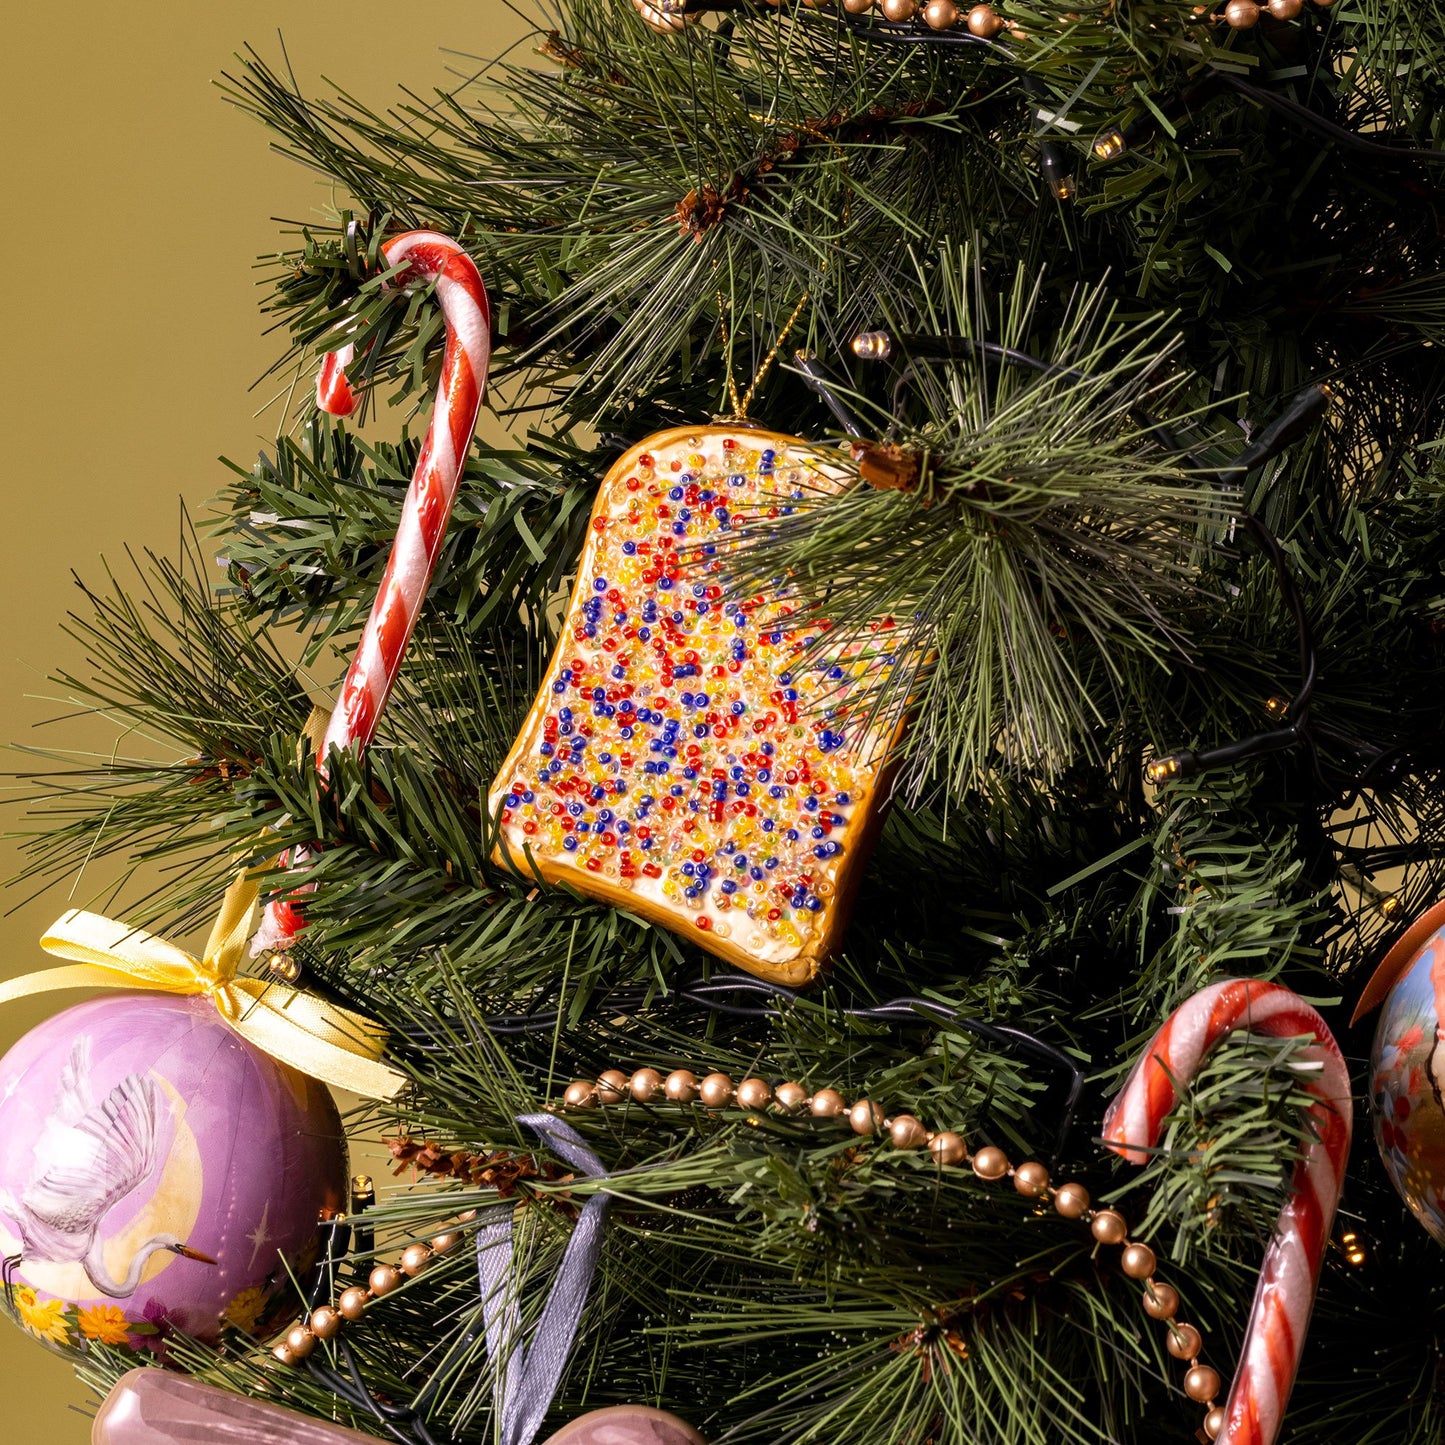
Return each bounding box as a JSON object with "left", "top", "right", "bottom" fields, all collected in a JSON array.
[{"left": 486, "top": 425, "right": 905, "bottom": 988}]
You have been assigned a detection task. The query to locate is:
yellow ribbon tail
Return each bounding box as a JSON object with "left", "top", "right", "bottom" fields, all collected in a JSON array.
[
  {"left": 0, "top": 960, "right": 173, "bottom": 1007},
  {"left": 302, "top": 702, "right": 333, "bottom": 764},
  {"left": 223, "top": 978, "right": 408, "bottom": 1101}
]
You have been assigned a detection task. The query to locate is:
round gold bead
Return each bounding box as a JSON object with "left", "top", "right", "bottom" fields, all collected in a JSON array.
[
  {"left": 1167, "top": 1322, "right": 1202, "bottom": 1361},
  {"left": 309, "top": 1305, "right": 341, "bottom": 1341},
  {"left": 368, "top": 1263, "right": 403, "bottom": 1297},
  {"left": 1053, "top": 1182, "right": 1090, "bottom": 1219},
  {"left": 843, "top": 0, "right": 874, "bottom": 11},
  {"left": 1310, "top": 0, "right": 1336, "bottom": 6},
  {"left": 272, "top": 1342, "right": 297, "bottom": 1365},
  {"left": 1120, "top": 1242, "right": 1157, "bottom": 1280},
  {"left": 890, "top": 1114, "right": 928, "bottom": 1150},
  {"left": 1203, "top": 1406, "right": 1226, "bottom": 1440},
  {"left": 966, "top": 1, "right": 1003, "bottom": 36},
  {"left": 563, "top": 1079, "right": 597, "bottom": 1109},
  {"left": 457, "top": 1209, "right": 478, "bottom": 1223},
  {"left": 922, "top": 0, "right": 958, "bottom": 27},
  {"left": 879, "top": 0, "right": 917, "bottom": 19},
  {"left": 971, "top": 1146, "right": 1010, "bottom": 1181},
  {"left": 775, "top": 1081, "right": 809, "bottom": 1113},
  {"left": 597, "top": 1069, "right": 629, "bottom": 1104},
  {"left": 1267, "top": 0, "right": 1302, "bottom": 14},
  {"left": 1184, "top": 1365, "right": 1222, "bottom": 1404},
  {"left": 737, "top": 1077, "right": 773, "bottom": 1110},
  {"left": 1142, "top": 1281, "right": 1179, "bottom": 1319},
  {"left": 1091, "top": 1209, "right": 1128, "bottom": 1245},
  {"left": 665, "top": 1069, "right": 699, "bottom": 1103},
  {"left": 400, "top": 1243, "right": 432, "bottom": 1277},
  {"left": 1013, "top": 1161, "right": 1050, "bottom": 1197},
  {"left": 338, "top": 1286, "right": 370, "bottom": 1321},
  {"left": 630, "top": 1067, "right": 664, "bottom": 1102},
  {"left": 285, "top": 1324, "right": 316, "bottom": 1359},
  {"left": 810, "top": 1088, "right": 847, "bottom": 1118},
  {"left": 700, "top": 1072, "right": 735, "bottom": 1109},
  {"left": 1224, "top": 0, "right": 1260, "bottom": 25},
  {"left": 849, "top": 1099, "right": 886, "bottom": 1136},
  {"left": 928, "top": 1130, "right": 966, "bottom": 1166},
  {"left": 430, "top": 1230, "right": 461, "bottom": 1256}
]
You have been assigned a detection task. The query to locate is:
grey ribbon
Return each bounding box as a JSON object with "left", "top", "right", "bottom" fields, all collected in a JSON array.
[{"left": 476, "top": 1113, "right": 611, "bottom": 1445}]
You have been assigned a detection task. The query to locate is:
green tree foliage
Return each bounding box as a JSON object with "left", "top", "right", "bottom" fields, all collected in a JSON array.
[{"left": 18, "top": 2, "right": 1445, "bottom": 1441}]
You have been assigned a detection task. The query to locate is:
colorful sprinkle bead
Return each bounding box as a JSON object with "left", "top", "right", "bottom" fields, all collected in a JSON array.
[{"left": 488, "top": 429, "right": 906, "bottom": 984}]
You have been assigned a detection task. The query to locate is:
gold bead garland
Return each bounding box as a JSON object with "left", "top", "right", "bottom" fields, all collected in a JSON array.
[
  {"left": 271, "top": 1211, "right": 477, "bottom": 1366},
  {"left": 631, "top": 0, "right": 1332, "bottom": 38},
  {"left": 561, "top": 1067, "right": 1233, "bottom": 1440}
]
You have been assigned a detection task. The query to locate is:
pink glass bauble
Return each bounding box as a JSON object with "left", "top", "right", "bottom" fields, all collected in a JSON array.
[
  {"left": 90, "top": 1374, "right": 708, "bottom": 1445},
  {"left": 541, "top": 1405, "right": 708, "bottom": 1445},
  {"left": 0, "top": 993, "right": 346, "bottom": 1354},
  {"left": 94, "top": 1369, "right": 376, "bottom": 1444},
  {"left": 1366, "top": 899, "right": 1445, "bottom": 1244}
]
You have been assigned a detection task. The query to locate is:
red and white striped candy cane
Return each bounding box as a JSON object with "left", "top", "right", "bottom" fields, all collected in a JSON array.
[
  {"left": 1102, "top": 979, "right": 1352, "bottom": 1445},
  {"left": 316, "top": 339, "right": 358, "bottom": 417},
  {"left": 255, "top": 230, "right": 491, "bottom": 953}
]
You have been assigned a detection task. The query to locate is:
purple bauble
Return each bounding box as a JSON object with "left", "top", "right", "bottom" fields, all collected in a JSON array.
[
  {"left": 1368, "top": 898, "right": 1445, "bottom": 1245},
  {"left": 0, "top": 993, "right": 346, "bottom": 1354}
]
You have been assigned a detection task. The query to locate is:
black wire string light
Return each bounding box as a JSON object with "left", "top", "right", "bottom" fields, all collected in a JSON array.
[
  {"left": 634, "top": 0, "right": 1444, "bottom": 211},
  {"left": 629, "top": 1, "right": 1085, "bottom": 198},
  {"left": 794, "top": 332, "right": 1432, "bottom": 948},
  {"left": 404, "top": 973, "right": 1087, "bottom": 1165},
  {"left": 296, "top": 1212, "right": 454, "bottom": 1445},
  {"left": 1091, "top": 66, "right": 1445, "bottom": 169},
  {"left": 1144, "top": 387, "right": 1332, "bottom": 784},
  {"left": 272, "top": 977, "right": 1086, "bottom": 1445},
  {"left": 265, "top": 928, "right": 1086, "bottom": 1165},
  {"left": 843, "top": 325, "right": 1336, "bottom": 788}
]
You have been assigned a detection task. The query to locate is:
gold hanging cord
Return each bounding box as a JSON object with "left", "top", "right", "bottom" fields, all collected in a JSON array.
[{"left": 716, "top": 290, "right": 812, "bottom": 421}]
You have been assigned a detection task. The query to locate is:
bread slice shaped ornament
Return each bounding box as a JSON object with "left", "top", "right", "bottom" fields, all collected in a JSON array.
[{"left": 488, "top": 426, "right": 909, "bottom": 985}]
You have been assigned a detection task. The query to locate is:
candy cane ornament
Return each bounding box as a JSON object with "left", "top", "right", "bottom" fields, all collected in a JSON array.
[
  {"left": 1103, "top": 979, "right": 1352, "bottom": 1445},
  {"left": 315, "top": 339, "right": 358, "bottom": 417},
  {"left": 254, "top": 231, "right": 491, "bottom": 954}
]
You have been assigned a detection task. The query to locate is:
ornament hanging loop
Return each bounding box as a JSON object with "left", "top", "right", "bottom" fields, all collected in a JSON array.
[{"left": 714, "top": 289, "right": 810, "bottom": 421}]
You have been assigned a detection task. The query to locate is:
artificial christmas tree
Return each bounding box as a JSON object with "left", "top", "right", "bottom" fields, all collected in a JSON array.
[{"left": 5, "top": 2, "right": 1445, "bottom": 1442}]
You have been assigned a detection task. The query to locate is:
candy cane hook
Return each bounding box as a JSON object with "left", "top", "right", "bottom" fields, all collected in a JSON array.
[
  {"left": 1103, "top": 979, "right": 1352, "bottom": 1445},
  {"left": 255, "top": 231, "right": 491, "bottom": 954},
  {"left": 317, "top": 230, "right": 491, "bottom": 757}
]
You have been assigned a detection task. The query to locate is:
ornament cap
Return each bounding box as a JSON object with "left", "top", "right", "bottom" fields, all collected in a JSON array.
[
  {"left": 540, "top": 1404, "right": 708, "bottom": 1445},
  {"left": 1350, "top": 895, "right": 1445, "bottom": 1024}
]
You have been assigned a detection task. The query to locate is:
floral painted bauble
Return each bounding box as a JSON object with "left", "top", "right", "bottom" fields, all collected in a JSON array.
[
  {"left": 0, "top": 993, "right": 346, "bottom": 1354},
  {"left": 1364, "top": 898, "right": 1445, "bottom": 1244}
]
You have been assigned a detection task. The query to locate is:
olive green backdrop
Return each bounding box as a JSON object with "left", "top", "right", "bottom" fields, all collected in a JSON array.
[{"left": 0, "top": 5, "right": 526, "bottom": 1433}]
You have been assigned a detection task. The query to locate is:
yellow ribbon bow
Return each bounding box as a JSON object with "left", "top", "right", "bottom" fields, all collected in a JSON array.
[{"left": 0, "top": 870, "right": 407, "bottom": 1100}]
